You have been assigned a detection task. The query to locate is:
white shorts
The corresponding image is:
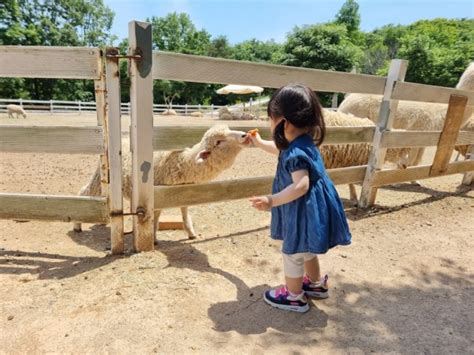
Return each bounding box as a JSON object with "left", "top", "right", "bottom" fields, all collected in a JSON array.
[{"left": 282, "top": 252, "right": 318, "bottom": 278}]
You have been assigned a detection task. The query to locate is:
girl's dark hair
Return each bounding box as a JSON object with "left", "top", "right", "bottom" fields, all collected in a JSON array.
[{"left": 267, "top": 84, "right": 325, "bottom": 150}]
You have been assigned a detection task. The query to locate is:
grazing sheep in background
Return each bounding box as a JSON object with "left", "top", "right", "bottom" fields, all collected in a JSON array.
[
  {"left": 74, "top": 125, "right": 248, "bottom": 239},
  {"left": 218, "top": 107, "right": 256, "bottom": 120},
  {"left": 339, "top": 62, "right": 474, "bottom": 168},
  {"left": 7, "top": 104, "right": 27, "bottom": 118},
  {"left": 322, "top": 109, "right": 410, "bottom": 203},
  {"left": 161, "top": 109, "right": 177, "bottom": 116},
  {"left": 190, "top": 111, "right": 203, "bottom": 117},
  {"left": 218, "top": 106, "right": 234, "bottom": 120}
]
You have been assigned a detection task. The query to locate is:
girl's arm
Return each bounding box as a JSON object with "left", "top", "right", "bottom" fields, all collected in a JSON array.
[
  {"left": 250, "top": 170, "right": 310, "bottom": 211},
  {"left": 247, "top": 133, "right": 279, "bottom": 155}
]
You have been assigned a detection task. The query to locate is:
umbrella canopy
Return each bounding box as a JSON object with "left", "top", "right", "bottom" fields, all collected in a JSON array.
[{"left": 216, "top": 84, "right": 264, "bottom": 95}]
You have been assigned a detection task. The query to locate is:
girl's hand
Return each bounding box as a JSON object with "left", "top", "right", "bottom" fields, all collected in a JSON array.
[
  {"left": 244, "top": 130, "right": 262, "bottom": 147},
  {"left": 249, "top": 195, "right": 272, "bottom": 211}
]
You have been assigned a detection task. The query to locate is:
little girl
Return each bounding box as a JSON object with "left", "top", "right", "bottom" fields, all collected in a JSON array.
[{"left": 248, "top": 84, "right": 352, "bottom": 313}]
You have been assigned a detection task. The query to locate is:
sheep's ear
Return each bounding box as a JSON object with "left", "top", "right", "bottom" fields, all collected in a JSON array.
[{"left": 196, "top": 150, "right": 211, "bottom": 164}]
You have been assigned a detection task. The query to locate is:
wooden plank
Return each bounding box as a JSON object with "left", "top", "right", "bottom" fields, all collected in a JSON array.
[
  {"left": 158, "top": 215, "right": 184, "bottom": 230},
  {"left": 381, "top": 130, "right": 474, "bottom": 148},
  {"left": 129, "top": 21, "right": 154, "bottom": 252},
  {"left": 329, "top": 165, "right": 367, "bottom": 185},
  {"left": 0, "top": 193, "right": 108, "bottom": 223},
  {"left": 0, "top": 126, "right": 104, "bottom": 154},
  {"left": 152, "top": 126, "right": 375, "bottom": 151},
  {"left": 153, "top": 51, "right": 386, "bottom": 94},
  {"left": 154, "top": 166, "right": 366, "bottom": 209},
  {"left": 0, "top": 46, "right": 102, "bottom": 79},
  {"left": 392, "top": 81, "right": 474, "bottom": 105},
  {"left": 105, "top": 48, "right": 125, "bottom": 255},
  {"left": 430, "top": 95, "right": 468, "bottom": 176},
  {"left": 359, "top": 59, "right": 408, "bottom": 208},
  {"left": 372, "top": 160, "right": 474, "bottom": 187}
]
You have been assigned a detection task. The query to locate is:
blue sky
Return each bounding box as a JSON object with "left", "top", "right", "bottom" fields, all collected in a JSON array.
[{"left": 104, "top": 0, "right": 474, "bottom": 44}]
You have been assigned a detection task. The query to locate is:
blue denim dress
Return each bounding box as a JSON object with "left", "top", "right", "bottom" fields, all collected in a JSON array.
[{"left": 271, "top": 134, "right": 352, "bottom": 254}]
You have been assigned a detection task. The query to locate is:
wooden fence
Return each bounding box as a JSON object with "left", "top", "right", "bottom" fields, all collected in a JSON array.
[
  {"left": 0, "top": 45, "right": 125, "bottom": 254},
  {"left": 0, "top": 98, "right": 226, "bottom": 117},
  {"left": 1, "top": 20, "right": 473, "bottom": 254}
]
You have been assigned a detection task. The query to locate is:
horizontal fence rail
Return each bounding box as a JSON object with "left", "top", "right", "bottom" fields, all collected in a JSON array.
[
  {"left": 371, "top": 160, "right": 474, "bottom": 187},
  {"left": 151, "top": 126, "right": 376, "bottom": 150},
  {"left": 392, "top": 81, "right": 474, "bottom": 105},
  {"left": 0, "top": 46, "right": 102, "bottom": 79},
  {"left": 153, "top": 51, "right": 387, "bottom": 94},
  {"left": 0, "top": 193, "right": 109, "bottom": 223},
  {"left": 0, "top": 126, "right": 105, "bottom": 154},
  {"left": 0, "top": 98, "right": 229, "bottom": 116},
  {"left": 381, "top": 130, "right": 474, "bottom": 148},
  {"left": 154, "top": 166, "right": 367, "bottom": 209}
]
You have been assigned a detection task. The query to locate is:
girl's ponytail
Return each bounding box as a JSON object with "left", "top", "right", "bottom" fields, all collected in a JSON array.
[{"left": 273, "top": 119, "right": 289, "bottom": 150}]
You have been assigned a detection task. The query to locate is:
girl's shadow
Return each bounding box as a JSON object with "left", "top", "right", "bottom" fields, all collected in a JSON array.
[{"left": 158, "top": 236, "right": 328, "bottom": 336}]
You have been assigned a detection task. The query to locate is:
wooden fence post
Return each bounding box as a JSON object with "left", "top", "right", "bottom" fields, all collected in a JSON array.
[
  {"left": 94, "top": 71, "right": 109, "bottom": 197},
  {"left": 105, "top": 47, "right": 125, "bottom": 254},
  {"left": 331, "top": 93, "right": 338, "bottom": 108},
  {"left": 430, "top": 95, "right": 467, "bottom": 177},
  {"left": 359, "top": 59, "right": 408, "bottom": 208},
  {"left": 129, "top": 20, "right": 154, "bottom": 252}
]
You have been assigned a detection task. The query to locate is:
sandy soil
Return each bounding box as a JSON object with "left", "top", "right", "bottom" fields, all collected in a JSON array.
[{"left": 1, "top": 113, "right": 473, "bottom": 354}]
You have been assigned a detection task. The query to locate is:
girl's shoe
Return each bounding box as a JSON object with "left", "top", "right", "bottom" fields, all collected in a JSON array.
[
  {"left": 302, "top": 274, "right": 329, "bottom": 299},
  {"left": 263, "top": 286, "right": 309, "bottom": 313}
]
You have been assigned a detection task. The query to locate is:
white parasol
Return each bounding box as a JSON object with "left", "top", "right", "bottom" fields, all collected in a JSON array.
[{"left": 216, "top": 84, "right": 264, "bottom": 95}]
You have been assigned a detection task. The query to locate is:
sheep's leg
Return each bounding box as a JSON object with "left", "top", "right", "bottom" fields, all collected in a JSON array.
[
  {"left": 153, "top": 209, "right": 162, "bottom": 244},
  {"left": 409, "top": 148, "right": 425, "bottom": 186},
  {"left": 73, "top": 183, "right": 90, "bottom": 232},
  {"left": 73, "top": 161, "right": 102, "bottom": 233},
  {"left": 180, "top": 207, "right": 197, "bottom": 239},
  {"left": 348, "top": 184, "right": 358, "bottom": 206}
]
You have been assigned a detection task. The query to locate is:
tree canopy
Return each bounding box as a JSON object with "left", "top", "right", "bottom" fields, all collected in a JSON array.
[{"left": 1, "top": 0, "right": 472, "bottom": 105}]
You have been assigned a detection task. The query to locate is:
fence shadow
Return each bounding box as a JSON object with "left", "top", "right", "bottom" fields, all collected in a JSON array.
[
  {"left": 345, "top": 183, "right": 473, "bottom": 221},
  {"left": 67, "top": 224, "right": 113, "bottom": 252},
  {"left": 0, "top": 249, "right": 119, "bottom": 280}
]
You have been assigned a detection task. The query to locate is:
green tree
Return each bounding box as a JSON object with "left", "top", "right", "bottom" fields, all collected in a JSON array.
[
  {"left": 279, "top": 24, "right": 363, "bottom": 106},
  {"left": 334, "top": 0, "right": 362, "bottom": 43},
  {"left": 232, "top": 39, "right": 282, "bottom": 63},
  {"left": 207, "top": 36, "right": 233, "bottom": 58},
  {"left": 279, "top": 24, "right": 362, "bottom": 71},
  {"left": 0, "top": 0, "right": 115, "bottom": 100},
  {"left": 375, "top": 19, "right": 473, "bottom": 87},
  {"left": 148, "top": 13, "right": 214, "bottom": 105}
]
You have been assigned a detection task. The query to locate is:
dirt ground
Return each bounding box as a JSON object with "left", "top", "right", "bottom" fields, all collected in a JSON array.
[{"left": 1, "top": 113, "right": 473, "bottom": 354}]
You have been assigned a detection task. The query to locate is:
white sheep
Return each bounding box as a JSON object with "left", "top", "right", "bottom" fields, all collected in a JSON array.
[
  {"left": 7, "top": 104, "right": 27, "bottom": 118},
  {"left": 190, "top": 111, "right": 203, "bottom": 117},
  {"left": 455, "top": 115, "right": 474, "bottom": 158},
  {"left": 74, "top": 125, "right": 248, "bottom": 239},
  {"left": 161, "top": 109, "right": 177, "bottom": 116},
  {"left": 339, "top": 62, "right": 474, "bottom": 167},
  {"left": 321, "top": 109, "right": 410, "bottom": 203}
]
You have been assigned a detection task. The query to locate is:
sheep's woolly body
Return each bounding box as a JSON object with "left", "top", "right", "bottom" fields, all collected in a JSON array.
[
  {"left": 456, "top": 116, "right": 474, "bottom": 156},
  {"left": 339, "top": 63, "right": 474, "bottom": 131},
  {"left": 321, "top": 110, "right": 408, "bottom": 168},
  {"left": 81, "top": 125, "right": 244, "bottom": 200},
  {"left": 456, "top": 62, "right": 474, "bottom": 90},
  {"left": 7, "top": 104, "right": 27, "bottom": 118}
]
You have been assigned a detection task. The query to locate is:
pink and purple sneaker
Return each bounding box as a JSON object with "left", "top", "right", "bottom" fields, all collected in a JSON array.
[
  {"left": 302, "top": 274, "right": 329, "bottom": 299},
  {"left": 263, "top": 286, "right": 309, "bottom": 313}
]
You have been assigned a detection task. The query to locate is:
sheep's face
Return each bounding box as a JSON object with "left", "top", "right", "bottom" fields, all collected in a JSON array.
[{"left": 195, "top": 125, "right": 247, "bottom": 164}]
